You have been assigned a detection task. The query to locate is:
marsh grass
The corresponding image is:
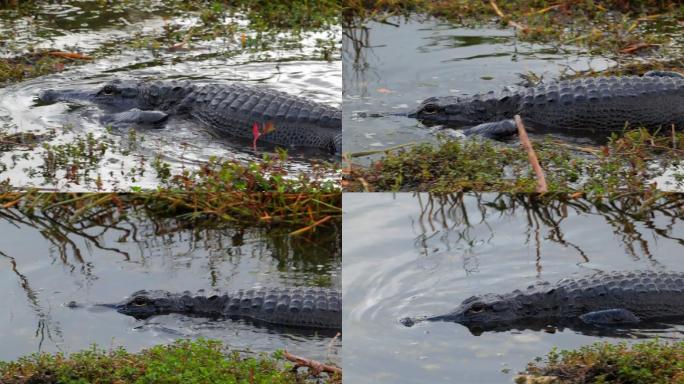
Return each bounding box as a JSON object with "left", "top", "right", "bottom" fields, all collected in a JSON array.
[
  {"left": 343, "top": 129, "right": 684, "bottom": 193},
  {"left": 520, "top": 340, "right": 684, "bottom": 384},
  {"left": 0, "top": 338, "right": 340, "bottom": 384},
  {"left": 0, "top": 188, "right": 341, "bottom": 233},
  {"left": 343, "top": 0, "right": 684, "bottom": 59},
  {"left": 0, "top": 0, "right": 340, "bottom": 84}
]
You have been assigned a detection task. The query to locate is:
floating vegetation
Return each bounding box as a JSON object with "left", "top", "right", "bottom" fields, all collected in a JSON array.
[
  {"left": 0, "top": 0, "right": 340, "bottom": 84},
  {"left": 0, "top": 51, "right": 94, "bottom": 85},
  {"left": 0, "top": 338, "right": 341, "bottom": 384}
]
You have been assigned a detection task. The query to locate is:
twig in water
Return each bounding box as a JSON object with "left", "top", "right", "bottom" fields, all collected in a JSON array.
[
  {"left": 283, "top": 350, "right": 342, "bottom": 376},
  {"left": 289, "top": 215, "right": 332, "bottom": 236},
  {"left": 515, "top": 115, "right": 547, "bottom": 193},
  {"left": 327, "top": 332, "right": 341, "bottom": 360},
  {"left": 47, "top": 51, "right": 93, "bottom": 60},
  {"left": 348, "top": 142, "right": 417, "bottom": 158}
]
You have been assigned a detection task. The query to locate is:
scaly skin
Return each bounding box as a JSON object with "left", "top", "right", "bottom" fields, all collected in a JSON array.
[
  {"left": 409, "top": 73, "right": 684, "bottom": 139},
  {"left": 104, "top": 287, "right": 341, "bottom": 330},
  {"left": 39, "top": 80, "right": 342, "bottom": 154},
  {"left": 401, "top": 271, "right": 684, "bottom": 334}
]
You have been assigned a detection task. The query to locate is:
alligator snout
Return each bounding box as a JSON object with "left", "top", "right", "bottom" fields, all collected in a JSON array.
[
  {"left": 36, "top": 88, "right": 87, "bottom": 105},
  {"left": 36, "top": 89, "right": 58, "bottom": 104}
]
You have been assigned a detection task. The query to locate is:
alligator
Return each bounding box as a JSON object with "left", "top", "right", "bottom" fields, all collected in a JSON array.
[
  {"left": 400, "top": 270, "right": 684, "bottom": 335},
  {"left": 100, "top": 287, "right": 341, "bottom": 330},
  {"left": 408, "top": 71, "right": 684, "bottom": 140},
  {"left": 38, "top": 79, "right": 342, "bottom": 154}
]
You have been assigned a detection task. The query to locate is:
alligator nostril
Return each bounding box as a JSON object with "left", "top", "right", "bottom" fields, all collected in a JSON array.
[{"left": 37, "top": 90, "right": 55, "bottom": 103}]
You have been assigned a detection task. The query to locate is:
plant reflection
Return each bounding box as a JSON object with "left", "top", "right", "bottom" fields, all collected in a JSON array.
[{"left": 413, "top": 193, "right": 684, "bottom": 274}]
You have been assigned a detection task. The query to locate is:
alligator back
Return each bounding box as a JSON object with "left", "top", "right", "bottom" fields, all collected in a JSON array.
[
  {"left": 537, "top": 270, "right": 684, "bottom": 319},
  {"left": 220, "top": 287, "right": 341, "bottom": 329},
  {"left": 517, "top": 76, "right": 684, "bottom": 133},
  {"left": 415, "top": 75, "right": 684, "bottom": 135},
  {"left": 411, "top": 271, "right": 684, "bottom": 333},
  {"left": 179, "top": 83, "right": 341, "bottom": 152}
]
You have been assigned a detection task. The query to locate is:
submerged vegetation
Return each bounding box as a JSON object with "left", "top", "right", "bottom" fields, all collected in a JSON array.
[
  {"left": 519, "top": 340, "right": 684, "bottom": 384},
  {"left": 0, "top": 338, "right": 340, "bottom": 384}
]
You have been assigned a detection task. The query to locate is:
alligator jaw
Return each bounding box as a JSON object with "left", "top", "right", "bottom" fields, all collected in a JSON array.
[
  {"left": 93, "top": 302, "right": 121, "bottom": 310},
  {"left": 93, "top": 302, "right": 156, "bottom": 320},
  {"left": 38, "top": 88, "right": 95, "bottom": 104}
]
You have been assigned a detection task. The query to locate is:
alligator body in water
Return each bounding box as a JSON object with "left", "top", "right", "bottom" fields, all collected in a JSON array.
[
  {"left": 401, "top": 271, "right": 684, "bottom": 334},
  {"left": 39, "top": 80, "right": 342, "bottom": 154},
  {"left": 102, "top": 287, "right": 341, "bottom": 330},
  {"left": 408, "top": 71, "right": 684, "bottom": 140}
]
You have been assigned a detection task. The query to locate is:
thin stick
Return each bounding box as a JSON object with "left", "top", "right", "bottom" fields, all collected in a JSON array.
[
  {"left": 672, "top": 124, "right": 677, "bottom": 150},
  {"left": 524, "top": 4, "right": 562, "bottom": 16},
  {"left": 289, "top": 215, "right": 332, "bottom": 236},
  {"left": 327, "top": 332, "right": 341, "bottom": 359},
  {"left": 347, "top": 142, "right": 416, "bottom": 158},
  {"left": 514, "top": 115, "right": 547, "bottom": 193},
  {"left": 489, "top": 0, "right": 529, "bottom": 32},
  {"left": 283, "top": 350, "right": 342, "bottom": 375}
]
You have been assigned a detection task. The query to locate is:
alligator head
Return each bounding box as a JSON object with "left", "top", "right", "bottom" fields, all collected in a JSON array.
[
  {"left": 37, "top": 79, "right": 193, "bottom": 112},
  {"left": 425, "top": 293, "right": 521, "bottom": 335},
  {"left": 38, "top": 80, "right": 149, "bottom": 111},
  {"left": 100, "top": 290, "right": 194, "bottom": 319},
  {"left": 409, "top": 92, "right": 520, "bottom": 128},
  {"left": 408, "top": 96, "right": 476, "bottom": 126}
]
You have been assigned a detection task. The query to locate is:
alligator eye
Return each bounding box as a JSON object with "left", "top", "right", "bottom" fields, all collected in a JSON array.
[
  {"left": 422, "top": 103, "right": 438, "bottom": 114},
  {"left": 132, "top": 297, "right": 147, "bottom": 306},
  {"left": 468, "top": 303, "right": 487, "bottom": 313},
  {"left": 102, "top": 85, "right": 115, "bottom": 95}
]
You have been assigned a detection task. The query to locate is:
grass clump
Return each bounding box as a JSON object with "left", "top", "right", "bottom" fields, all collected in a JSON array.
[
  {"left": 0, "top": 338, "right": 335, "bottom": 384},
  {"left": 343, "top": 128, "right": 684, "bottom": 193},
  {"left": 0, "top": 187, "right": 341, "bottom": 231},
  {"left": 520, "top": 340, "right": 684, "bottom": 384}
]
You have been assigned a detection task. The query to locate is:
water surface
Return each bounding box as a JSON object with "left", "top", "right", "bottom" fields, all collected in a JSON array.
[
  {"left": 0, "top": 2, "right": 341, "bottom": 190},
  {"left": 343, "top": 17, "right": 611, "bottom": 157},
  {"left": 0, "top": 205, "right": 341, "bottom": 363},
  {"left": 343, "top": 193, "right": 684, "bottom": 383}
]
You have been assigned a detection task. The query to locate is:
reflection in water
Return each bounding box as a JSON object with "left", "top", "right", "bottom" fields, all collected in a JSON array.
[
  {"left": 343, "top": 193, "right": 684, "bottom": 383},
  {"left": 0, "top": 249, "right": 63, "bottom": 353},
  {"left": 413, "top": 193, "right": 684, "bottom": 273},
  {"left": 0, "top": 200, "right": 340, "bottom": 362}
]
